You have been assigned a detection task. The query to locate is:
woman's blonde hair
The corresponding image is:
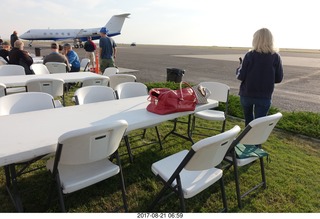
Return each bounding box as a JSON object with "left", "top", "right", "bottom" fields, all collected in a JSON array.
[{"left": 252, "top": 28, "right": 278, "bottom": 54}]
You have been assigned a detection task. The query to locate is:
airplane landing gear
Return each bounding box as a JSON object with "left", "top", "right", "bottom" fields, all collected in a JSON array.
[{"left": 73, "top": 39, "right": 83, "bottom": 49}]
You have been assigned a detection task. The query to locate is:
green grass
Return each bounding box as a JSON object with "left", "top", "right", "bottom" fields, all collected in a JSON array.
[{"left": 0, "top": 82, "right": 319, "bottom": 212}]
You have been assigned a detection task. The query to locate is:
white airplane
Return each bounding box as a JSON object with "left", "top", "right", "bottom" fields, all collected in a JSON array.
[{"left": 19, "top": 13, "right": 130, "bottom": 48}]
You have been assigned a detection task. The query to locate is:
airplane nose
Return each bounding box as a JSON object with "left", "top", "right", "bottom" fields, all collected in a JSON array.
[{"left": 19, "top": 33, "right": 25, "bottom": 38}]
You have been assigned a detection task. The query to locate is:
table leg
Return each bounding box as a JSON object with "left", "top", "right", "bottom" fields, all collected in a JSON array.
[
  {"left": 163, "top": 115, "right": 194, "bottom": 144},
  {"left": 5, "top": 164, "right": 24, "bottom": 212}
]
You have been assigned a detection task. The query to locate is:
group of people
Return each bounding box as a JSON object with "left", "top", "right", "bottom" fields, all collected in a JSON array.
[
  {"left": 44, "top": 26, "right": 118, "bottom": 74},
  {"left": 82, "top": 27, "right": 117, "bottom": 73},
  {"left": 0, "top": 31, "right": 34, "bottom": 75},
  {"left": 0, "top": 30, "right": 84, "bottom": 74},
  {"left": 1, "top": 27, "right": 118, "bottom": 75},
  {"left": 43, "top": 42, "right": 81, "bottom": 73}
]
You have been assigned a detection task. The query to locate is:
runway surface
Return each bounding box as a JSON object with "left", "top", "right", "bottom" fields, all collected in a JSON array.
[{"left": 27, "top": 44, "right": 320, "bottom": 112}]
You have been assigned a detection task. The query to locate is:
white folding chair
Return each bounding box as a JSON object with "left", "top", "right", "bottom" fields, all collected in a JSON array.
[
  {"left": 0, "top": 82, "right": 6, "bottom": 97},
  {"left": 81, "top": 76, "right": 109, "bottom": 87},
  {"left": 46, "top": 120, "right": 129, "bottom": 212},
  {"left": 45, "top": 62, "right": 68, "bottom": 73},
  {"left": 103, "top": 67, "right": 119, "bottom": 76},
  {"left": 191, "top": 81, "right": 230, "bottom": 135},
  {"left": 0, "top": 64, "right": 25, "bottom": 76},
  {"left": 0, "top": 65, "right": 27, "bottom": 94},
  {"left": 224, "top": 112, "right": 283, "bottom": 208},
  {"left": 26, "top": 78, "right": 65, "bottom": 107},
  {"left": 80, "top": 58, "right": 90, "bottom": 72},
  {"left": 30, "top": 63, "right": 50, "bottom": 75},
  {"left": 114, "top": 81, "right": 147, "bottom": 99},
  {"left": 0, "top": 92, "right": 55, "bottom": 115},
  {"left": 114, "top": 82, "right": 163, "bottom": 163},
  {"left": 74, "top": 85, "right": 116, "bottom": 105},
  {"left": 149, "top": 125, "right": 241, "bottom": 212},
  {"left": 108, "top": 74, "right": 136, "bottom": 89},
  {"left": 0, "top": 92, "right": 55, "bottom": 211}
]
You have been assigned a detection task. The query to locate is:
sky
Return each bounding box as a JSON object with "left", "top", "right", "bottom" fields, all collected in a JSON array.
[{"left": 1, "top": 0, "right": 320, "bottom": 49}]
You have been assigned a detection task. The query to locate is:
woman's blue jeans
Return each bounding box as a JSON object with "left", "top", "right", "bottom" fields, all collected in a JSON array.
[{"left": 240, "top": 96, "right": 271, "bottom": 126}]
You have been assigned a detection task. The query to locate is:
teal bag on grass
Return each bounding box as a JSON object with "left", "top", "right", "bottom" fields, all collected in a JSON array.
[{"left": 235, "top": 144, "right": 269, "bottom": 159}]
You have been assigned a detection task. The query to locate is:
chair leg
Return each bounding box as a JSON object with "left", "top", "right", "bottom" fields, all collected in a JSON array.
[
  {"left": 115, "top": 151, "right": 128, "bottom": 212},
  {"left": 142, "top": 129, "right": 147, "bottom": 138},
  {"left": 220, "top": 119, "right": 226, "bottom": 133},
  {"left": 232, "top": 152, "right": 242, "bottom": 209},
  {"left": 190, "top": 114, "right": 196, "bottom": 136},
  {"left": 54, "top": 174, "right": 66, "bottom": 212},
  {"left": 124, "top": 135, "right": 134, "bottom": 163},
  {"left": 260, "top": 157, "right": 267, "bottom": 189},
  {"left": 62, "top": 93, "right": 65, "bottom": 106},
  {"left": 176, "top": 175, "right": 186, "bottom": 212},
  {"left": 219, "top": 176, "right": 228, "bottom": 212}
]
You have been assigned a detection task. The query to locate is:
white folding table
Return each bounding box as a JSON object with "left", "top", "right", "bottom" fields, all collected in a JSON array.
[
  {"left": 0, "top": 72, "right": 109, "bottom": 87},
  {"left": 0, "top": 96, "right": 218, "bottom": 211}
]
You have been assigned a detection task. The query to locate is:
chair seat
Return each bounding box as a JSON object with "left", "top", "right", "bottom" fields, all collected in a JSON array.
[
  {"left": 194, "top": 110, "right": 225, "bottom": 121},
  {"left": 6, "top": 87, "right": 27, "bottom": 94},
  {"left": 224, "top": 155, "right": 259, "bottom": 166},
  {"left": 152, "top": 150, "right": 223, "bottom": 199},
  {"left": 47, "top": 158, "right": 119, "bottom": 194}
]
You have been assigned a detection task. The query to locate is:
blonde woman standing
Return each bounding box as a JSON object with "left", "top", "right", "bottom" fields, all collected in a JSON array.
[{"left": 236, "top": 28, "right": 283, "bottom": 126}]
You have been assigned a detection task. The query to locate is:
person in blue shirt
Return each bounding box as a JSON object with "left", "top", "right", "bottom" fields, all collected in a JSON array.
[
  {"left": 236, "top": 28, "right": 283, "bottom": 126},
  {"left": 63, "top": 43, "right": 80, "bottom": 72},
  {"left": 99, "top": 27, "right": 117, "bottom": 73}
]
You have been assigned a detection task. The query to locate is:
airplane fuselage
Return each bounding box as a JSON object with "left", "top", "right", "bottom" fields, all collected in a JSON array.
[
  {"left": 20, "top": 28, "right": 119, "bottom": 42},
  {"left": 19, "top": 13, "right": 130, "bottom": 46}
]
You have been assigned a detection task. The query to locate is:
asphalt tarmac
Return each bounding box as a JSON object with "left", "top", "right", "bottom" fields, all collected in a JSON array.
[{"left": 26, "top": 43, "right": 320, "bottom": 112}]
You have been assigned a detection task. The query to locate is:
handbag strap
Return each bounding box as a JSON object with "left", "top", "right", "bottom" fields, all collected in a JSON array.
[{"left": 178, "top": 81, "right": 194, "bottom": 100}]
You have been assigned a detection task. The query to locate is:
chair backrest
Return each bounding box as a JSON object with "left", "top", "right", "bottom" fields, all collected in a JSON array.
[
  {"left": 45, "top": 62, "right": 67, "bottom": 73},
  {"left": 0, "top": 92, "right": 55, "bottom": 115},
  {"left": 108, "top": 74, "right": 136, "bottom": 89},
  {"left": 0, "top": 65, "right": 25, "bottom": 76},
  {"left": 26, "top": 78, "right": 64, "bottom": 98},
  {"left": 80, "top": 58, "right": 90, "bottom": 71},
  {"left": 81, "top": 76, "right": 109, "bottom": 87},
  {"left": 0, "top": 83, "right": 6, "bottom": 97},
  {"left": 103, "top": 67, "right": 119, "bottom": 76},
  {"left": 184, "top": 125, "right": 241, "bottom": 171},
  {"left": 199, "top": 81, "right": 230, "bottom": 103},
  {"left": 30, "top": 63, "right": 50, "bottom": 75},
  {"left": 74, "top": 85, "right": 116, "bottom": 105},
  {"left": 58, "top": 120, "right": 128, "bottom": 165},
  {"left": 231, "top": 112, "right": 283, "bottom": 147},
  {"left": 114, "top": 82, "right": 147, "bottom": 99}
]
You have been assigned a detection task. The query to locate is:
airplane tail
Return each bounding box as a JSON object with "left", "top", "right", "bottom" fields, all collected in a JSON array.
[{"left": 105, "top": 13, "right": 130, "bottom": 36}]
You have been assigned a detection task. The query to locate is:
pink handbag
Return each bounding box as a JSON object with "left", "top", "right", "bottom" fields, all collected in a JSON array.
[{"left": 147, "top": 82, "right": 197, "bottom": 115}]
